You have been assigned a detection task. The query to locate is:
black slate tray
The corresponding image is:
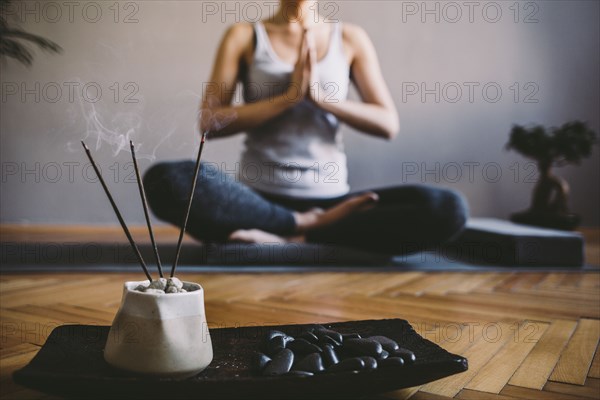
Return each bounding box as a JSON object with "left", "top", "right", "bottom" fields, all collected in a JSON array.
[{"left": 14, "top": 319, "right": 468, "bottom": 399}]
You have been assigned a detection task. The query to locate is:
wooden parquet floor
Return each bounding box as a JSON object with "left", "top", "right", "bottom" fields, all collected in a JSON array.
[{"left": 1, "top": 227, "right": 599, "bottom": 399}]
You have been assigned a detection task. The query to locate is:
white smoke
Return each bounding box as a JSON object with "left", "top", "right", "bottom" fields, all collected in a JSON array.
[
  {"left": 199, "top": 92, "right": 237, "bottom": 136},
  {"left": 66, "top": 84, "right": 180, "bottom": 161},
  {"left": 66, "top": 86, "right": 236, "bottom": 161}
]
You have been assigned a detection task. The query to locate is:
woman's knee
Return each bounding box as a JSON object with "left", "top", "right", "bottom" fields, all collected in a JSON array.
[
  {"left": 432, "top": 187, "right": 469, "bottom": 240},
  {"left": 394, "top": 184, "right": 468, "bottom": 242},
  {"left": 143, "top": 161, "right": 193, "bottom": 222},
  {"left": 144, "top": 162, "right": 173, "bottom": 190}
]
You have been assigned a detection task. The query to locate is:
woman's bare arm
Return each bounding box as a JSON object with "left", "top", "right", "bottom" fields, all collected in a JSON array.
[
  {"left": 311, "top": 24, "right": 399, "bottom": 140},
  {"left": 200, "top": 24, "right": 311, "bottom": 138}
]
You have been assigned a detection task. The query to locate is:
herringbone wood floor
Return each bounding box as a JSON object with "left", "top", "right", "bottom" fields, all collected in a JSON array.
[{"left": 1, "top": 227, "right": 599, "bottom": 399}]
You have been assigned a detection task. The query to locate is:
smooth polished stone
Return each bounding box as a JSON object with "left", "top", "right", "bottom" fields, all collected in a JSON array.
[
  {"left": 319, "top": 335, "right": 342, "bottom": 348},
  {"left": 293, "top": 353, "right": 325, "bottom": 374},
  {"left": 344, "top": 338, "right": 383, "bottom": 357},
  {"left": 380, "top": 357, "right": 405, "bottom": 368},
  {"left": 321, "top": 344, "right": 339, "bottom": 367},
  {"left": 266, "top": 330, "right": 287, "bottom": 340},
  {"left": 254, "top": 352, "right": 271, "bottom": 372},
  {"left": 369, "top": 336, "right": 400, "bottom": 352},
  {"left": 360, "top": 356, "right": 378, "bottom": 370},
  {"left": 287, "top": 338, "right": 322, "bottom": 354},
  {"left": 299, "top": 331, "right": 319, "bottom": 343},
  {"left": 326, "top": 357, "right": 366, "bottom": 373},
  {"left": 263, "top": 349, "right": 294, "bottom": 376},
  {"left": 392, "top": 348, "right": 416, "bottom": 364},
  {"left": 266, "top": 336, "right": 286, "bottom": 356},
  {"left": 342, "top": 333, "right": 361, "bottom": 340},
  {"left": 315, "top": 328, "right": 343, "bottom": 344}
]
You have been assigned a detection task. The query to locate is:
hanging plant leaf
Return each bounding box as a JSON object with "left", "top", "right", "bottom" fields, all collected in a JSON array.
[{"left": 0, "top": 0, "right": 62, "bottom": 66}]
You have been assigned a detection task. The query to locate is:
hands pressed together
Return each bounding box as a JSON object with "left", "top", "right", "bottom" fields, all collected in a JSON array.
[
  {"left": 202, "top": 20, "right": 399, "bottom": 139},
  {"left": 287, "top": 28, "right": 327, "bottom": 106}
]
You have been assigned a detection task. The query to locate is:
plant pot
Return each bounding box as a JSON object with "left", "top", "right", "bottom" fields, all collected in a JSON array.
[
  {"left": 510, "top": 164, "right": 580, "bottom": 230},
  {"left": 104, "top": 280, "right": 213, "bottom": 379}
]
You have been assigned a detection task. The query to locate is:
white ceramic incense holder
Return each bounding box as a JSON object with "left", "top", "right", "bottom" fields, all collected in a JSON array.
[{"left": 104, "top": 280, "right": 213, "bottom": 378}]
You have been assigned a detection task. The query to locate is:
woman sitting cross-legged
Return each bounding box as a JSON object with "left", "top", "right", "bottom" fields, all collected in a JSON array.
[{"left": 144, "top": 0, "right": 468, "bottom": 254}]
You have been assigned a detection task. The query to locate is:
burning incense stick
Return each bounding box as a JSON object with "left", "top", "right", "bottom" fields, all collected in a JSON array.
[
  {"left": 130, "top": 141, "right": 164, "bottom": 278},
  {"left": 171, "top": 132, "right": 207, "bottom": 277},
  {"left": 81, "top": 141, "right": 153, "bottom": 281}
]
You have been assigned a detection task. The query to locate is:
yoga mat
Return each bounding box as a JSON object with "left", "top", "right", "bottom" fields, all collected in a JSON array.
[{"left": 0, "top": 219, "right": 590, "bottom": 272}]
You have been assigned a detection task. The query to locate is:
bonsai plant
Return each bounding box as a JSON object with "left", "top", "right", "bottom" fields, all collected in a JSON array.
[
  {"left": 0, "top": 0, "right": 62, "bottom": 66},
  {"left": 506, "top": 120, "right": 597, "bottom": 230}
]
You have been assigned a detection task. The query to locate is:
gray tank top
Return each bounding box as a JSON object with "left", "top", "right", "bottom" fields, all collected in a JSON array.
[{"left": 240, "top": 21, "right": 350, "bottom": 198}]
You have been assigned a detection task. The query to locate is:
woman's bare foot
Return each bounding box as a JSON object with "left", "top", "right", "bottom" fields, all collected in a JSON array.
[
  {"left": 294, "top": 192, "right": 379, "bottom": 232},
  {"left": 228, "top": 229, "right": 304, "bottom": 244},
  {"left": 227, "top": 192, "right": 378, "bottom": 244}
]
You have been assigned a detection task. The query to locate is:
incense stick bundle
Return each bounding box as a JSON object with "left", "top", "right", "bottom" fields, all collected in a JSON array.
[
  {"left": 81, "top": 141, "right": 153, "bottom": 281},
  {"left": 130, "top": 141, "right": 164, "bottom": 278},
  {"left": 171, "top": 132, "right": 207, "bottom": 277}
]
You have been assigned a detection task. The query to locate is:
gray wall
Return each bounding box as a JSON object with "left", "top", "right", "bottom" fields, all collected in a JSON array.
[{"left": 1, "top": 0, "right": 599, "bottom": 226}]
